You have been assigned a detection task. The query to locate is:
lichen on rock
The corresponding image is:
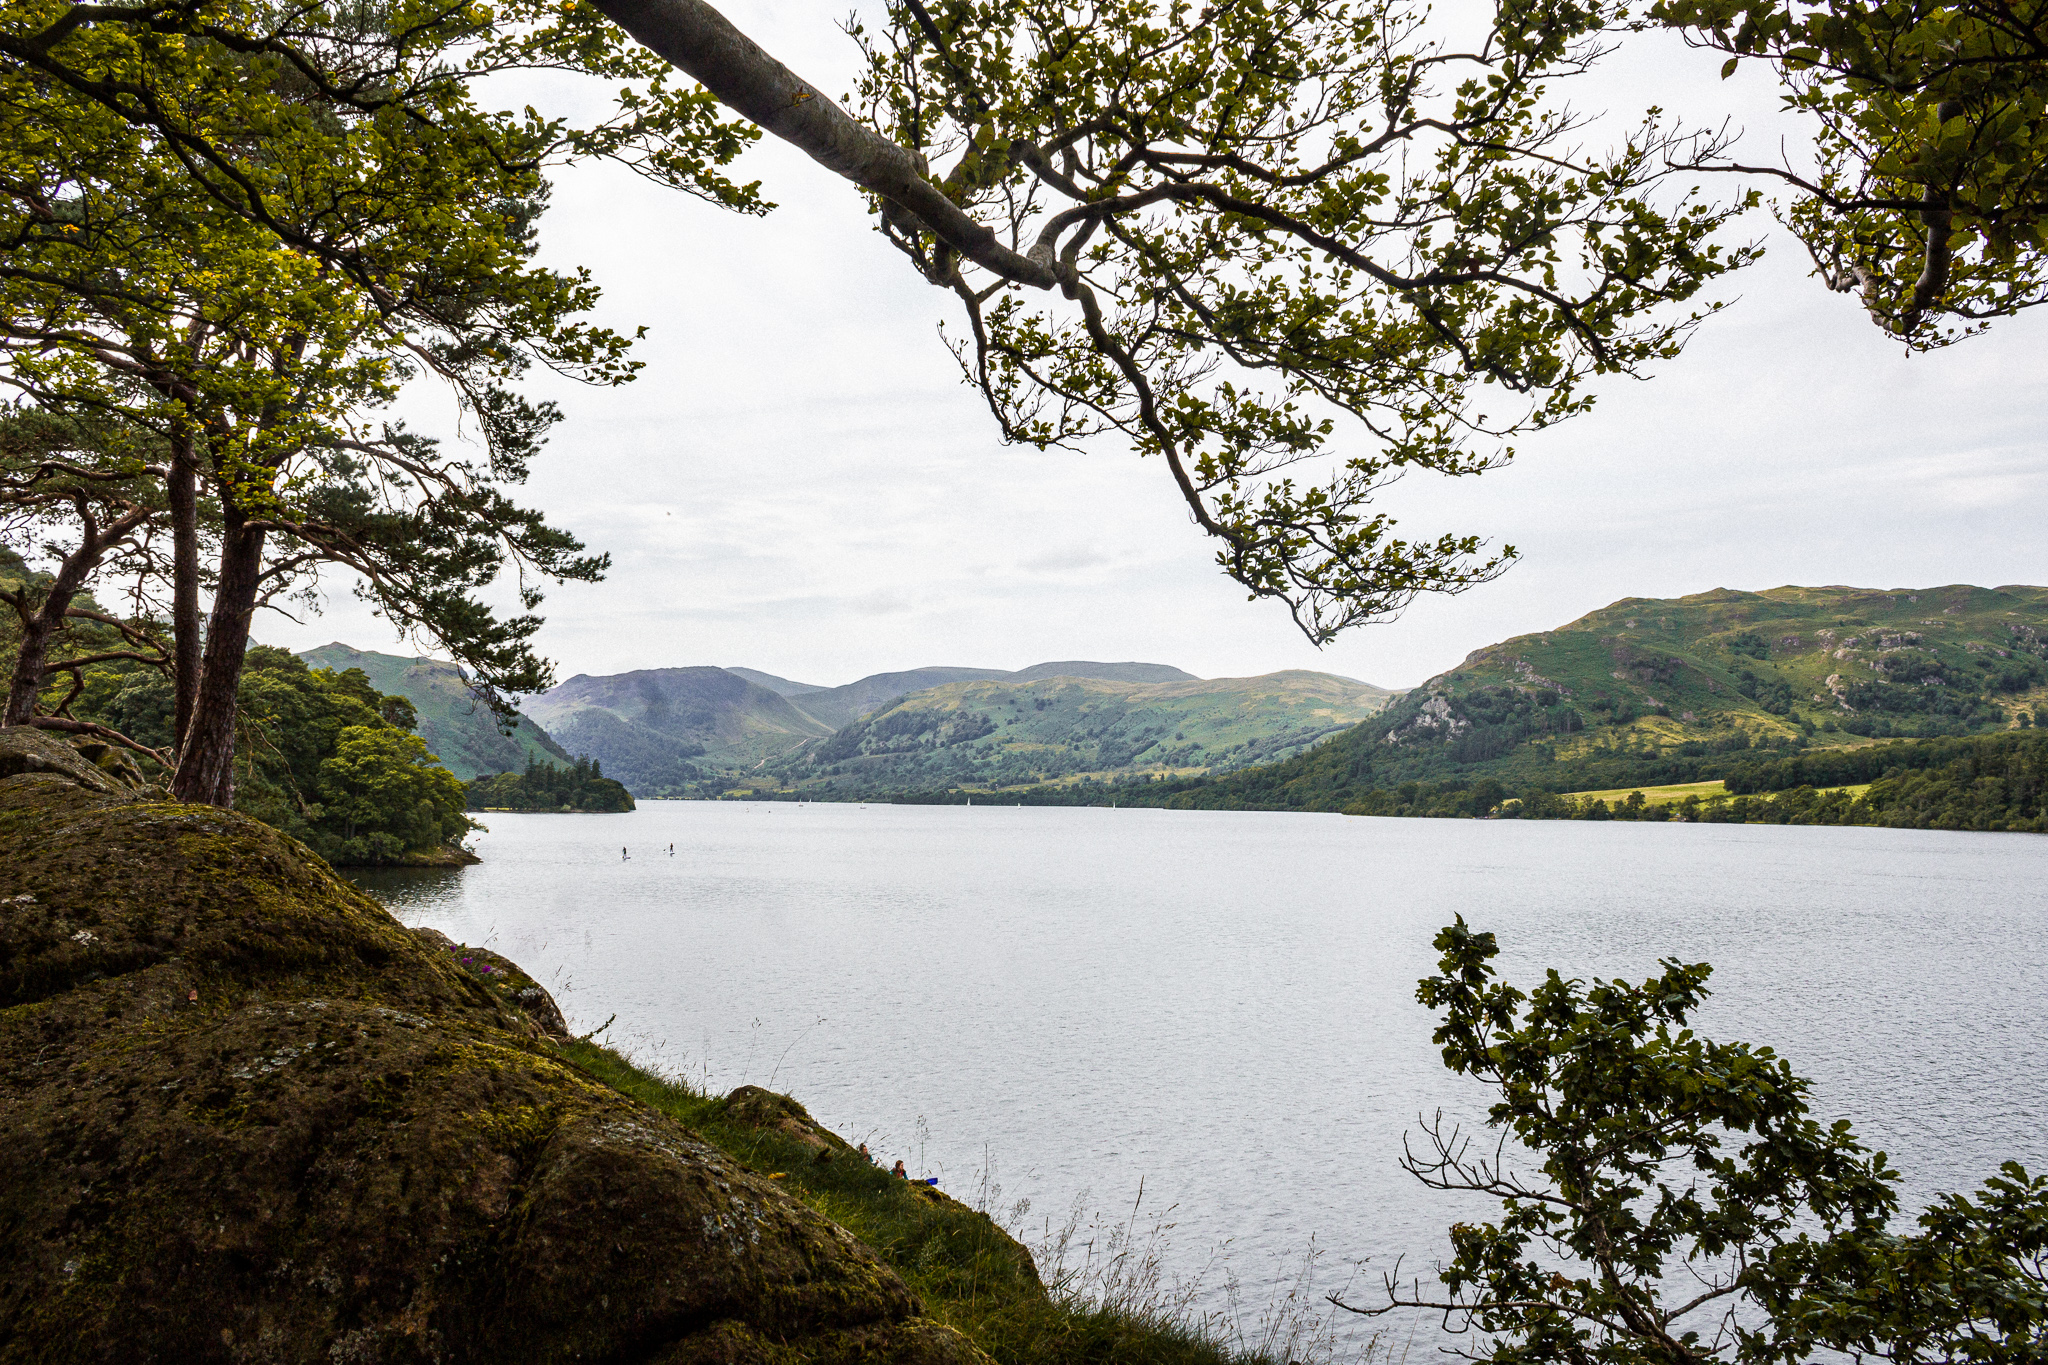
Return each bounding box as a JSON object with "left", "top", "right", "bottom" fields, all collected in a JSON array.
[{"left": 0, "top": 761, "right": 994, "bottom": 1365}]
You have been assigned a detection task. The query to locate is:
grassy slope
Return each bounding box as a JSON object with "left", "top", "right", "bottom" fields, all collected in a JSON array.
[
  {"left": 298, "top": 644, "right": 569, "bottom": 781},
  {"left": 786, "top": 663, "right": 1202, "bottom": 732},
  {"left": 1148, "top": 584, "right": 2048, "bottom": 811},
  {"left": 1451, "top": 582, "right": 2048, "bottom": 731},
  {"left": 768, "top": 671, "right": 1399, "bottom": 796},
  {"left": 563, "top": 1040, "right": 1260, "bottom": 1365}
]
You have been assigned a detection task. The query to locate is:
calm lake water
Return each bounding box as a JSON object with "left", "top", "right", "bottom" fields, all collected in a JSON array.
[{"left": 354, "top": 804, "right": 2048, "bottom": 1347}]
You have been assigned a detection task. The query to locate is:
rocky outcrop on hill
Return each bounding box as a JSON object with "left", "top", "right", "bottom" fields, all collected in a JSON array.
[
  {"left": 0, "top": 743, "right": 992, "bottom": 1364},
  {"left": 411, "top": 927, "right": 572, "bottom": 1039},
  {"left": 724, "top": 1084, "right": 861, "bottom": 1158}
]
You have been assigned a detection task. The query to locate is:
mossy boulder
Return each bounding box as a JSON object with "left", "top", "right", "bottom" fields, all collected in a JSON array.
[
  {"left": 0, "top": 726, "right": 148, "bottom": 798},
  {"left": 724, "top": 1085, "right": 863, "bottom": 1158},
  {"left": 717, "top": 1087, "right": 1043, "bottom": 1298},
  {"left": 414, "top": 928, "right": 572, "bottom": 1038},
  {"left": 0, "top": 766, "right": 993, "bottom": 1365}
]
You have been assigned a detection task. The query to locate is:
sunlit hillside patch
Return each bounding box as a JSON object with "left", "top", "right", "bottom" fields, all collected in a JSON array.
[{"left": 1151, "top": 585, "right": 2048, "bottom": 815}]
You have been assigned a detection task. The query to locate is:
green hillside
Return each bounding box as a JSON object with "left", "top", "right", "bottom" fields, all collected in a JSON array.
[
  {"left": 1152, "top": 584, "right": 2048, "bottom": 811},
  {"left": 776, "top": 660, "right": 1199, "bottom": 731},
  {"left": 766, "top": 670, "right": 1399, "bottom": 796},
  {"left": 780, "top": 666, "right": 1014, "bottom": 730},
  {"left": 521, "top": 666, "right": 835, "bottom": 797},
  {"left": 297, "top": 644, "right": 570, "bottom": 781}
]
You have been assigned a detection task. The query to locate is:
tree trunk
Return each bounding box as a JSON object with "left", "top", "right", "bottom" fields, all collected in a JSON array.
[
  {"left": 170, "top": 508, "right": 263, "bottom": 806},
  {"left": 2, "top": 504, "right": 146, "bottom": 726},
  {"left": 3, "top": 560, "right": 90, "bottom": 726},
  {"left": 587, "top": 0, "right": 1057, "bottom": 289},
  {"left": 168, "top": 431, "right": 202, "bottom": 756}
]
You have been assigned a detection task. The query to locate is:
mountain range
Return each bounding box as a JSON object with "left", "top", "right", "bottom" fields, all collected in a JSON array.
[
  {"left": 519, "top": 667, "right": 833, "bottom": 794},
  {"left": 517, "top": 660, "right": 1303, "bottom": 796},
  {"left": 302, "top": 582, "right": 2047, "bottom": 806},
  {"left": 726, "top": 661, "right": 1198, "bottom": 730},
  {"left": 302, "top": 648, "right": 1396, "bottom": 797},
  {"left": 776, "top": 670, "right": 1396, "bottom": 794}
]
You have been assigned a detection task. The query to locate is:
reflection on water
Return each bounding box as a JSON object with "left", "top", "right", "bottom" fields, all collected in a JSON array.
[
  {"left": 347, "top": 864, "right": 468, "bottom": 905},
  {"left": 348, "top": 802, "right": 2048, "bottom": 1341}
]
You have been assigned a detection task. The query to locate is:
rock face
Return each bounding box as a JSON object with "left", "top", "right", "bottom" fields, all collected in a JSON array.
[
  {"left": 724, "top": 1084, "right": 861, "bottom": 1157},
  {"left": 0, "top": 725, "right": 150, "bottom": 796},
  {"left": 0, "top": 750, "right": 992, "bottom": 1364},
  {"left": 414, "top": 929, "right": 573, "bottom": 1039}
]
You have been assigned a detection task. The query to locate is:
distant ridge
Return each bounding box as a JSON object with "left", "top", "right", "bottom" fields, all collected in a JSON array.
[
  {"left": 522, "top": 667, "right": 834, "bottom": 796},
  {"left": 724, "top": 667, "right": 828, "bottom": 698},
  {"left": 783, "top": 667, "right": 1011, "bottom": 730},
  {"left": 323, "top": 648, "right": 1402, "bottom": 799},
  {"left": 516, "top": 658, "right": 1406, "bottom": 797},
  {"left": 742, "top": 660, "right": 1202, "bottom": 731},
  {"left": 1011, "top": 661, "right": 1196, "bottom": 684},
  {"left": 781, "top": 669, "right": 1397, "bottom": 795}
]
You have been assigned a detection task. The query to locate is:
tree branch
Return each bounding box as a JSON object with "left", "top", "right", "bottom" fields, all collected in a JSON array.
[{"left": 587, "top": 0, "right": 1061, "bottom": 289}]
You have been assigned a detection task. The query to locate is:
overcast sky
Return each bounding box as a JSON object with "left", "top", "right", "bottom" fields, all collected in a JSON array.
[{"left": 257, "top": 2, "right": 2048, "bottom": 692}]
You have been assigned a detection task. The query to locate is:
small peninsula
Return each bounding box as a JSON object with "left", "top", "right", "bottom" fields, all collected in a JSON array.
[{"left": 467, "top": 755, "right": 635, "bottom": 812}]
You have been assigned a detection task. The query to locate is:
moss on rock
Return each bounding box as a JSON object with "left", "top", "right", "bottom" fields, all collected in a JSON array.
[
  {"left": 0, "top": 762, "right": 994, "bottom": 1365},
  {"left": 723, "top": 1084, "right": 863, "bottom": 1157},
  {"left": 0, "top": 726, "right": 148, "bottom": 799},
  {"left": 416, "top": 929, "right": 571, "bottom": 1038}
]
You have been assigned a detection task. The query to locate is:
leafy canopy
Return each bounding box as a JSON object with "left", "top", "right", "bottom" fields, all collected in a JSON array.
[
  {"left": 0, "top": 0, "right": 763, "bottom": 701},
  {"left": 853, "top": 0, "right": 1757, "bottom": 640},
  {"left": 231, "top": 645, "right": 474, "bottom": 863},
  {"left": 1650, "top": 0, "right": 2048, "bottom": 343}
]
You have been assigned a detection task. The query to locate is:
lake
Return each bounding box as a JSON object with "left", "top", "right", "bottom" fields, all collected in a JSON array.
[{"left": 353, "top": 803, "right": 2048, "bottom": 1351}]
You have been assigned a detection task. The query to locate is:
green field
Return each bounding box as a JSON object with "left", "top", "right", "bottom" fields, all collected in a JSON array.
[
  {"left": 1568, "top": 779, "right": 1729, "bottom": 805},
  {"left": 1566, "top": 778, "right": 1875, "bottom": 806}
]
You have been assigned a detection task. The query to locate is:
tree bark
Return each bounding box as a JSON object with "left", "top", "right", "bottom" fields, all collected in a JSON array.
[
  {"left": 2, "top": 503, "right": 150, "bottom": 726},
  {"left": 1901, "top": 99, "right": 1967, "bottom": 335},
  {"left": 3, "top": 557, "right": 92, "bottom": 727},
  {"left": 586, "top": 0, "right": 1059, "bottom": 289},
  {"left": 170, "top": 506, "right": 263, "bottom": 806},
  {"left": 168, "top": 430, "right": 202, "bottom": 756}
]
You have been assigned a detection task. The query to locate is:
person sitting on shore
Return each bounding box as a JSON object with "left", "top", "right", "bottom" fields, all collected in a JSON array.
[
  {"left": 891, "top": 1160, "right": 907, "bottom": 1179},
  {"left": 858, "top": 1143, "right": 872, "bottom": 1162}
]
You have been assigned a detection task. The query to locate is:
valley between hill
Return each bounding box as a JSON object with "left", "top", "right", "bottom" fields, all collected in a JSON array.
[{"left": 502, "top": 660, "right": 1392, "bottom": 798}]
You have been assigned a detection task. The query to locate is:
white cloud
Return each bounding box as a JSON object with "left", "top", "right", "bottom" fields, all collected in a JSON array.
[{"left": 1015, "top": 546, "right": 1115, "bottom": 575}]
